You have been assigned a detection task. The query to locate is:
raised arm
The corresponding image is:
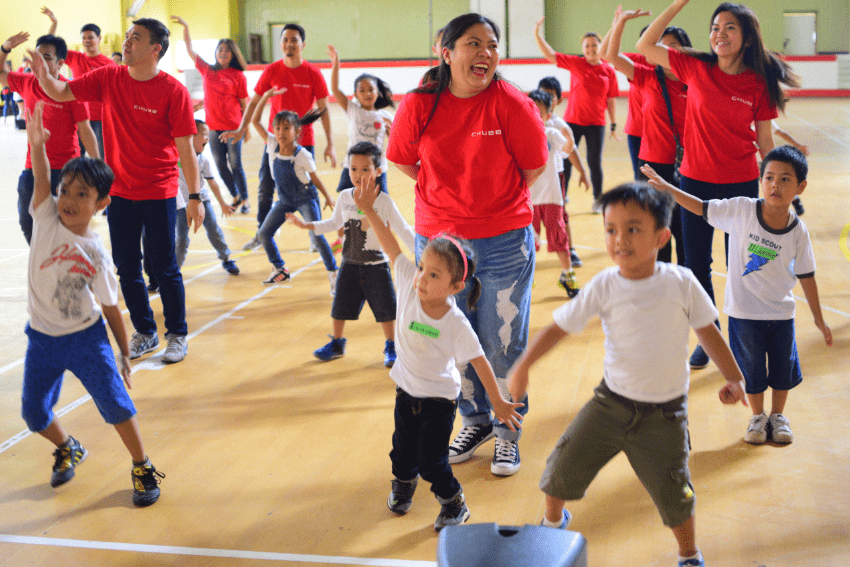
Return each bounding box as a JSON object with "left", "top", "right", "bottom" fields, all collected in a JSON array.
[
  {"left": 27, "top": 48, "right": 76, "bottom": 101},
  {"left": 693, "top": 323, "right": 748, "bottom": 406},
  {"left": 26, "top": 102, "right": 52, "bottom": 211},
  {"left": 326, "top": 45, "right": 348, "bottom": 112},
  {"left": 637, "top": 0, "right": 690, "bottom": 69},
  {"left": 170, "top": 16, "right": 199, "bottom": 64},
  {"left": 0, "top": 33, "right": 31, "bottom": 88},
  {"left": 533, "top": 17, "right": 558, "bottom": 64},
  {"left": 251, "top": 87, "right": 282, "bottom": 143},
  {"left": 641, "top": 163, "right": 704, "bottom": 216},
  {"left": 799, "top": 277, "right": 833, "bottom": 346},
  {"left": 42, "top": 6, "right": 58, "bottom": 36},
  {"left": 607, "top": 9, "right": 653, "bottom": 80},
  {"left": 352, "top": 172, "right": 402, "bottom": 263}
]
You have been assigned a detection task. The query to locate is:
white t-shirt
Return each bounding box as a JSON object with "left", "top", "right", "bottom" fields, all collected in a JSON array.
[
  {"left": 553, "top": 263, "right": 718, "bottom": 403},
  {"left": 343, "top": 100, "right": 392, "bottom": 170},
  {"left": 177, "top": 152, "right": 213, "bottom": 209},
  {"left": 310, "top": 189, "right": 415, "bottom": 264},
  {"left": 28, "top": 196, "right": 119, "bottom": 336},
  {"left": 530, "top": 127, "right": 567, "bottom": 206},
  {"left": 546, "top": 116, "right": 570, "bottom": 173},
  {"left": 705, "top": 197, "right": 815, "bottom": 320},
  {"left": 391, "top": 255, "right": 485, "bottom": 399}
]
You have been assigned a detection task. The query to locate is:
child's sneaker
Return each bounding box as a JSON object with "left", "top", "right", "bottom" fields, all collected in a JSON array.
[
  {"left": 132, "top": 460, "right": 165, "bottom": 507},
  {"left": 129, "top": 332, "right": 159, "bottom": 360},
  {"left": 242, "top": 233, "right": 261, "bottom": 251},
  {"left": 384, "top": 339, "right": 396, "bottom": 368},
  {"left": 448, "top": 423, "right": 494, "bottom": 464},
  {"left": 222, "top": 259, "right": 239, "bottom": 275},
  {"left": 331, "top": 238, "right": 343, "bottom": 253},
  {"left": 434, "top": 490, "right": 470, "bottom": 532},
  {"left": 570, "top": 248, "right": 583, "bottom": 268},
  {"left": 314, "top": 336, "right": 346, "bottom": 361},
  {"left": 689, "top": 344, "right": 709, "bottom": 369},
  {"left": 328, "top": 270, "right": 337, "bottom": 297},
  {"left": 678, "top": 551, "right": 705, "bottom": 567},
  {"left": 263, "top": 266, "right": 290, "bottom": 284},
  {"left": 240, "top": 203, "right": 250, "bottom": 214},
  {"left": 387, "top": 476, "right": 418, "bottom": 515},
  {"left": 744, "top": 413, "right": 769, "bottom": 444},
  {"left": 162, "top": 334, "right": 188, "bottom": 363},
  {"left": 541, "top": 509, "right": 571, "bottom": 530},
  {"left": 50, "top": 436, "right": 88, "bottom": 487},
  {"left": 558, "top": 270, "right": 580, "bottom": 298},
  {"left": 768, "top": 413, "right": 794, "bottom": 444},
  {"left": 491, "top": 437, "right": 521, "bottom": 476}
]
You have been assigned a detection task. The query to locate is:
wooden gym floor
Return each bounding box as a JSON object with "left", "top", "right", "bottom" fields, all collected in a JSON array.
[{"left": 0, "top": 97, "right": 847, "bottom": 567}]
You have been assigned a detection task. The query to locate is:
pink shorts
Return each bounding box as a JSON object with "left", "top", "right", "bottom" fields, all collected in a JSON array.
[{"left": 532, "top": 204, "right": 569, "bottom": 252}]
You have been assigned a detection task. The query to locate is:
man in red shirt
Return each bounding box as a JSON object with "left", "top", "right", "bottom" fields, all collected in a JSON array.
[
  {"left": 1, "top": 31, "right": 98, "bottom": 244},
  {"left": 28, "top": 18, "right": 204, "bottom": 364},
  {"left": 43, "top": 7, "right": 116, "bottom": 157},
  {"left": 222, "top": 24, "right": 336, "bottom": 249}
]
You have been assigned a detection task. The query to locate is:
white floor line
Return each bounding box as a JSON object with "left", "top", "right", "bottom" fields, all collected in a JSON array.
[
  {"left": 0, "top": 251, "right": 28, "bottom": 264},
  {"left": 0, "top": 259, "right": 321, "bottom": 455},
  {"left": 785, "top": 110, "right": 850, "bottom": 150},
  {"left": 0, "top": 535, "right": 437, "bottom": 567}
]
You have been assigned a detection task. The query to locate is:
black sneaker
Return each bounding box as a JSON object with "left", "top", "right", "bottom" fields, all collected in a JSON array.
[
  {"left": 448, "top": 423, "right": 494, "bottom": 464},
  {"left": 689, "top": 344, "right": 709, "bottom": 369},
  {"left": 491, "top": 437, "right": 521, "bottom": 476},
  {"left": 222, "top": 260, "right": 240, "bottom": 275},
  {"left": 387, "top": 476, "right": 418, "bottom": 515},
  {"left": 51, "top": 436, "right": 88, "bottom": 487},
  {"left": 434, "top": 491, "right": 470, "bottom": 532},
  {"left": 132, "top": 460, "right": 165, "bottom": 507}
]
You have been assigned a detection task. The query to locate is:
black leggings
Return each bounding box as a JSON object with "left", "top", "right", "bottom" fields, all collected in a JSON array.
[{"left": 564, "top": 123, "right": 605, "bottom": 199}]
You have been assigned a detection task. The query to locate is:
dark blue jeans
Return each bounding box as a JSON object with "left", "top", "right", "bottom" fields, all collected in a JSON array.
[
  {"left": 257, "top": 143, "right": 314, "bottom": 228},
  {"left": 210, "top": 130, "right": 248, "bottom": 201},
  {"left": 17, "top": 169, "right": 63, "bottom": 244},
  {"left": 627, "top": 134, "right": 642, "bottom": 180},
  {"left": 108, "top": 195, "right": 187, "bottom": 336},
  {"left": 564, "top": 123, "right": 605, "bottom": 199},
  {"left": 679, "top": 175, "right": 758, "bottom": 305}
]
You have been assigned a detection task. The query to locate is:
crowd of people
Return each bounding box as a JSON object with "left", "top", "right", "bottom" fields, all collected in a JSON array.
[{"left": 2, "top": 2, "right": 835, "bottom": 565}]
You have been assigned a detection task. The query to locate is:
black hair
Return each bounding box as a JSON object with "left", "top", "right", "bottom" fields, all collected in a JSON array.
[
  {"left": 354, "top": 73, "right": 395, "bottom": 109},
  {"left": 348, "top": 141, "right": 382, "bottom": 169},
  {"left": 639, "top": 25, "right": 650, "bottom": 37},
  {"left": 80, "top": 23, "right": 101, "bottom": 38},
  {"left": 426, "top": 236, "right": 481, "bottom": 311},
  {"left": 35, "top": 35, "right": 68, "bottom": 61},
  {"left": 211, "top": 39, "right": 247, "bottom": 72},
  {"left": 132, "top": 18, "right": 170, "bottom": 60},
  {"left": 411, "top": 13, "right": 504, "bottom": 139},
  {"left": 60, "top": 157, "right": 114, "bottom": 200},
  {"left": 282, "top": 24, "right": 305, "bottom": 43},
  {"left": 537, "top": 76, "right": 562, "bottom": 102},
  {"left": 597, "top": 182, "right": 675, "bottom": 229},
  {"left": 528, "top": 89, "right": 552, "bottom": 115},
  {"left": 760, "top": 145, "right": 807, "bottom": 182},
  {"left": 111, "top": 51, "right": 122, "bottom": 58},
  {"left": 662, "top": 26, "right": 692, "bottom": 48},
  {"left": 582, "top": 32, "right": 601, "bottom": 43},
  {"left": 194, "top": 118, "right": 207, "bottom": 129},
  {"left": 272, "top": 107, "right": 325, "bottom": 130}
]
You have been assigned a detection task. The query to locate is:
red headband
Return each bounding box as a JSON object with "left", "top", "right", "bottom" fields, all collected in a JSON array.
[{"left": 432, "top": 233, "right": 468, "bottom": 282}]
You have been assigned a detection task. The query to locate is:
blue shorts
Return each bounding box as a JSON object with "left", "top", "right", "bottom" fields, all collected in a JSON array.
[
  {"left": 22, "top": 318, "right": 137, "bottom": 432},
  {"left": 331, "top": 261, "right": 396, "bottom": 323},
  {"left": 728, "top": 316, "right": 802, "bottom": 394}
]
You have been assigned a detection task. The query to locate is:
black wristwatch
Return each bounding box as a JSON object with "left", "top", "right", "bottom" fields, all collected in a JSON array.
[
  {"left": 0, "top": 45, "right": 11, "bottom": 54},
  {"left": 610, "top": 123, "right": 617, "bottom": 132},
  {"left": 188, "top": 193, "right": 201, "bottom": 201}
]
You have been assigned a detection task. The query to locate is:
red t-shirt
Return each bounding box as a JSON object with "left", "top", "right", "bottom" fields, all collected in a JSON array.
[
  {"left": 253, "top": 60, "right": 329, "bottom": 146},
  {"left": 623, "top": 53, "right": 647, "bottom": 137},
  {"left": 632, "top": 64, "right": 687, "bottom": 165},
  {"left": 8, "top": 72, "right": 88, "bottom": 170},
  {"left": 195, "top": 58, "right": 248, "bottom": 131},
  {"left": 65, "top": 51, "right": 115, "bottom": 121},
  {"left": 669, "top": 49, "right": 778, "bottom": 184},
  {"left": 556, "top": 53, "right": 619, "bottom": 126},
  {"left": 69, "top": 66, "right": 197, "bottom": 200},
  {"left": 387, "top": 80, "right": 548, "bottom": 240}
]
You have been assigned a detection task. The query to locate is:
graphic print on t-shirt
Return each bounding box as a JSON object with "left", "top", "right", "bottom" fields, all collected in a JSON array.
[
  {"left": 342, "top": 214, "right": 383, "bottom": 264},
  {"left": 743, "top": 235, "right": 780, "bottom": 276},
  {"left": 40, "top": 242, "right": 104, "bottom": 321}
]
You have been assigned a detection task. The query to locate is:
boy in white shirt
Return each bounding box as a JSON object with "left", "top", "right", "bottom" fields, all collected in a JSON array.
[
  {"left": 509, "top": 182, "right": 748, "bottom": 567},
  {"left": 22, "top": 102, "right": 163, "bottom": 507}
]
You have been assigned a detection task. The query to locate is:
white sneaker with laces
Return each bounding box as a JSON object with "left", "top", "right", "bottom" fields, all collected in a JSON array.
[
  {"left": 744, "top": 413, "right": 769, "bottom": 444},
  {"left": 129, "top": 332, "right": 159, "bottom": 360},
  {"left": 769, "top": 413, "right": 794, "bottom": 444},
  {"left": 491, "top": 437, "right": 521, "bottom": 476},
  {"left": 162, "top": 334, "right": 187, "bottom": 363},
  {"left": 241, "top": 234, "right": 261, "bottom": 251}
]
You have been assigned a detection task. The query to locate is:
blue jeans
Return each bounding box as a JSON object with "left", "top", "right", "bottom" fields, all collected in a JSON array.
[
  {"left": 258, "top": 195, "right": 337, "bottom": 272},
  {"left": 679, "top": 175, "right": 758, "bottom": 305},
  {"left": 175, "top": 201, "right": 231, "bottom": 267},
  {"left": 257, "top": 144, "right": 314, "bottom": 228},
  {"left": 728, "top": 316, "right": 802, "bottom": 395},
  {"left": 416, "top": 226, "right": 534, "bottom": 441},
  {"left": 17, "top": 169, "right": 63, "bottom": 244},
  {"left": 210, "top": 130, "right": 248, "bottom": 201},
  {"left": 108, "top": 195, "right": 187, "bottom": 336},
  {"left": 79, "top": 120, "right": 104, "bottom": 159}
]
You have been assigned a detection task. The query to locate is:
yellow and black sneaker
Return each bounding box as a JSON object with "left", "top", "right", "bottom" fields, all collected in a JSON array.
[
  {"left": 558, "top": 270, "right": 580, "bottom": 299},
  {"left": 132, "top": 460, "right": 165, "bottom": 507},
  {"left": 51, "top": 436, "right": 88, "bottom": 487}
]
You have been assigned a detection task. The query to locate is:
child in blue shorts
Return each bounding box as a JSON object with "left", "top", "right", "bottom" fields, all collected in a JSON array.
[
  {"left": 643, "top": 146, "right": 832, "bottom": 445},
  {"left": 22, "top": 102, "right": 163, "bottom": 507}
]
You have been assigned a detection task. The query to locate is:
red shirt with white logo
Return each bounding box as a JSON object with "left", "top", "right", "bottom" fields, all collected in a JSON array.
[
  {"left": 64, "top": 51, "right": 115, "bottom": 121},
  {"left": 623, "top": 52, "right": 647, "bottom": 137},
  {"left": 69, "top": 66, "right": 197, "bottom": 200},
  {"left": 8, "top": 72, "right": 88, "bottom": 170},
  {"left": 387, "top": 80, "right": 548, "bottom": 240},
  {"left": 632, "top": 63, "right": 687, "bottom": 165},
  {"left": 556, "top": 53, "right": 619, "bottom": 126},
  {"left": 254, "top": 60, "right": 329, "bottom": 146},
  {"left": 669, "top": 49, "right": 777, "bottom": 184},
  {"left": 195, "top": 58, "right": 248, "bottom": 131}
]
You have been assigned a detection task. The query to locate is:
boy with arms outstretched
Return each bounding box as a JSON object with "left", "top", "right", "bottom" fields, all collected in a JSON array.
[
  {"left": 22, "top": 102, "right": 163, "bottom": 506},
  {"left": 642, "top": 146, "right": 832, "bottom": 445},
  {"left": 509, "top": 183, "right": 747, "bottom": 567}
]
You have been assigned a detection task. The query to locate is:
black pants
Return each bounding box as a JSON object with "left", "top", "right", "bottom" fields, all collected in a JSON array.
[
  {"left": 390, "top": 387, "right": 461, "bottom": 500},
  {"left": 638, "top": 161, "right": 685, "bottom": 266},
  {"left": 565, "top": 123, "right": 605, "bottom": 199}
]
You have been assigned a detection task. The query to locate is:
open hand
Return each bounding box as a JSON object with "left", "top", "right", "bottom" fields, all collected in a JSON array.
[
  {"left": 25, "top": 101, "right": 51, "bottom": 147},
  {"left": 4, "top": 31, "right": 30, "bottom": 52},
  {"left": 41, "top": 6, "right": 57, "bottom": 23}
]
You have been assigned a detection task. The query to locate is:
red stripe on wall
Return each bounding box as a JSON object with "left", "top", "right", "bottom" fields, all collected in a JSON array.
[{"left": 782, "top": 55, "right": 837, "bottom": 62}]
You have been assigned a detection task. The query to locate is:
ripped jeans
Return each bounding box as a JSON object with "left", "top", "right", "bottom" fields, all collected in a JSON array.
[{"left": 416, "top": 226, "right": 534, "bottom": 441}]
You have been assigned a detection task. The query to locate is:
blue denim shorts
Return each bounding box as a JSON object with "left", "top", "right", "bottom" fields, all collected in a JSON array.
[{"left": 728, "top": 316, "right": 802, "bottom": 394}]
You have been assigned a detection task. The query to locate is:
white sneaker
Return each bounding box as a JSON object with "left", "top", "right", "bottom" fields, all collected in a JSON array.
[
  {"left": 241, "top": 234, "right": 261, "bottom": 251},
  {"left": 769, "top": 413, "right": 794, "bottom": 444},
  {"left": 129, "top": 332, "right": 159, "bottom": 360},
  {"left": 162, "top": 334, "right": 187, "bottom": 363},
  {"left": 491, "top": 437, "right": 521, "bottom": 476},
  {"left": 327, "top": 270, "right": 337, "bottom": 297},
  {"left": 744, "top": 413, "right": 769, "bottom": 444}
]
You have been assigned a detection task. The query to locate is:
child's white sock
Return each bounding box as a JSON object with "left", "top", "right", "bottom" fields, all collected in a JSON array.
[
  {"left": 541, "top": 511, "right": 566, "bottom": 528},
  {"left": 677, "top": 550, "right": 703, "bottom": 565}
]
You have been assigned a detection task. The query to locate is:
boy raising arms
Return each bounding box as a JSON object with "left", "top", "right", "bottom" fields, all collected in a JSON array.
[
  {"left": 22, "top": 102, "right": 163, "bottom": 506},
  {"left": 509, "top": 183, "right": 747, "bottom": 567},
  {"left": 642, "top": 146, "right": 831, "bottom": 445}
]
